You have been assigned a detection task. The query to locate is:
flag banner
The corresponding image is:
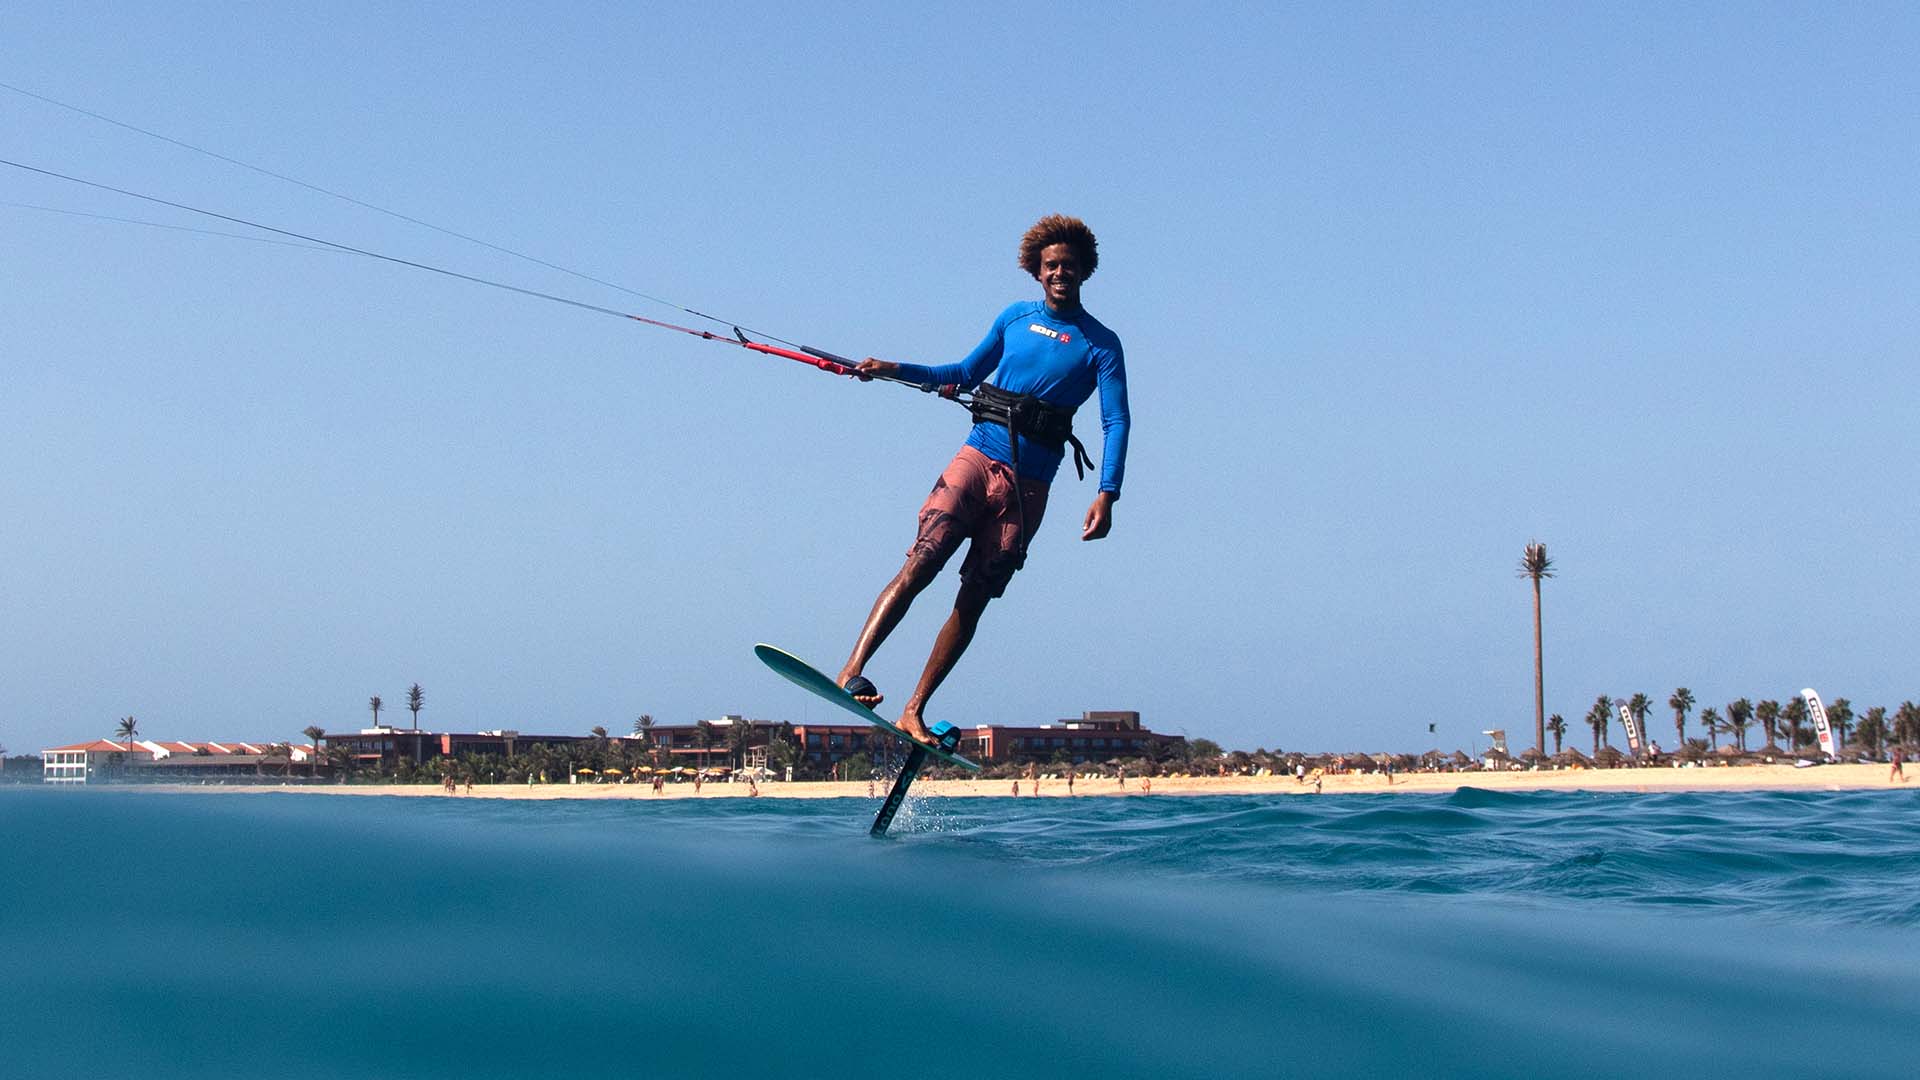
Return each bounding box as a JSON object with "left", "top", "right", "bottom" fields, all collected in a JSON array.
[
  {"left": 1802, "top": 688, "right": 1837, "bottom": 759},
  {"left": 1614, "top": 698, "right": 1644, "bottom": 758}
]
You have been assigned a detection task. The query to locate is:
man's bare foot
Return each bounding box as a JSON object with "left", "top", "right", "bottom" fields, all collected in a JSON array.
[
  {"left": 839, "top": 672, "right": 883, "bottom": 708},
  {"left": 894, "top": 710, "right": 939, "bottom": 747}
]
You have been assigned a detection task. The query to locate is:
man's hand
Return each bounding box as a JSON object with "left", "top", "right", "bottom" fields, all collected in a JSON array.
[
  {"left": 854, "top": 358, "right": 899, "bottom": 381},
  {"left": 1082, "top": 490, "right": 1115, "bottom": 541}
]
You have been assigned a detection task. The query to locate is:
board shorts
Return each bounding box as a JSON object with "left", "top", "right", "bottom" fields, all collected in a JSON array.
[{"left": 907, "top": 446, "right": 1051, "bottom": 598}]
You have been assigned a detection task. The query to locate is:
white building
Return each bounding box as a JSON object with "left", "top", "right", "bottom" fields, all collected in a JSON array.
[
  {"left": 41, "top": 739, "right": 149, "bottom": 784},
  {"left": 40, "top": 739, "right": 305, "bottom": 783}
]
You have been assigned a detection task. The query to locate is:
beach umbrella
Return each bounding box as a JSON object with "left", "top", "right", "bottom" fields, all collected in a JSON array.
[
  {"left": 603, "top": 767, "right": 624, "bottom": 776},
  {"left": 576, "top": 767, "right": 596, "bottom": 775}
]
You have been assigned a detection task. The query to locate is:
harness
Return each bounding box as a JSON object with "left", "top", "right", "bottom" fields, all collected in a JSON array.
[
  {"left": 945, "top": 382, "right": 1095, "bottom": 481},
  {"left": 931, "top": 381, "right": 1094, "bottom": 569}
]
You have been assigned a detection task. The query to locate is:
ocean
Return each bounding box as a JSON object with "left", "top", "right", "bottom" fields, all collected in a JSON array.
[{"left": 3, "top": 786, "right": 1915, "bottom": 1079}]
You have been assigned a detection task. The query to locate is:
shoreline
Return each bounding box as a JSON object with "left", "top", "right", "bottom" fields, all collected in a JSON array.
[{"left": 101, "top": 763, "right": 1910, "bottom": 800}]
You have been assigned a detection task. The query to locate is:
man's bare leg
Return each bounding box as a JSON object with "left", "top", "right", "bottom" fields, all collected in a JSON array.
[
  {"left": 837, "top": 559, "right": 940, "bottom": 706},
  {"left": 894, "top": 581, "right": 993, "bottom": 744}
]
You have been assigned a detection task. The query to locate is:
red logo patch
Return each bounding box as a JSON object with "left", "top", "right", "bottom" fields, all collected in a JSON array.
[{"left": 1059, "top": 333, "right": 1072, "bottom": 344}]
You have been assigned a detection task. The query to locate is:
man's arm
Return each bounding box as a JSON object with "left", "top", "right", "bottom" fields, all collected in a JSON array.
[
  {"left": 1083, "top": 341, "right": 1129, "bottom": 540},
  {"left": 865, "top": 305, "right": 1016, "bottom": 388},
  {"left": 1082, "top": 490, "right": 1114, "bottom": 541}
]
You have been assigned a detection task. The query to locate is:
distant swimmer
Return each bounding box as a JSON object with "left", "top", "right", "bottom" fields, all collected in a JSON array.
[{"left": 836, "top": 215, "right": 1130, "bottom": 747}]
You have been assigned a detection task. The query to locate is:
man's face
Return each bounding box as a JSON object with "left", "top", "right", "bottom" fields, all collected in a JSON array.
[{"left": 1038, "top": 242, "right": 1083, "bottom": 311}]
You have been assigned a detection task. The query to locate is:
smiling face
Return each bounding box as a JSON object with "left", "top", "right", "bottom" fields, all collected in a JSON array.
[{"left": 1037, "top": 242, "right": 1084, "bottom": 314}]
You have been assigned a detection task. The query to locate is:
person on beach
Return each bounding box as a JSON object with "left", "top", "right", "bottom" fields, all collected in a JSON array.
[
  {"left": 1892, "top": 747, "right": 1906, "bottom": 783},
  {"left": 836, "top": 215, "right": 1130, "bottom": 747}
]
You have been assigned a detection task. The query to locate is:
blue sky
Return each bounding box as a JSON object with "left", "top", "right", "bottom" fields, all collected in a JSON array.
[{"left": 4, "top": 2, "right": 1916, "bottom": 756}]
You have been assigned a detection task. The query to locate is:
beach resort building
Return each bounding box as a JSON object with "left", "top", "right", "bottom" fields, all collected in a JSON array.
[
  {"left": 41, "top": 739, "right": 147, "bottom": 784},
  {"left": 37, "top": 710, "right": 1183, "bottom": 782},
  {"left": 317, "top": 712, "right": 1184, "bottom": 772},
  {"left": 791, "top": 712, "right": 1185, "bottom": 770},
  {"left": 322, "top": 727, "right": 590, "bottom": 766},
  {"left": 40, "top": 739, "right": 316, "bottom": 784},
  {"left": 959, "top": 711, "right": 1186, "bottom": 766}
]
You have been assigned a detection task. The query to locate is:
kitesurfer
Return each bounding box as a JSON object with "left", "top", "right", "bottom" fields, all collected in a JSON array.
[{"left": 836, "top": 214, "right": 1130, "bottom": 746}]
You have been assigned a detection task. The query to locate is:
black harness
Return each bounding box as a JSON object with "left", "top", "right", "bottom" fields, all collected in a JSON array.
[
  {"left": 929, "top": 381, "right": 1095, "bottom": 570},
  {"left": 953, "top": 382, "right": 1095, "bottom": 481}
]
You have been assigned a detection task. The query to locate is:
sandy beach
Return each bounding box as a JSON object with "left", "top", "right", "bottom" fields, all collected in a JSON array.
[{"left": 134, "top": 762, "right": 1908, "bottom": 800}]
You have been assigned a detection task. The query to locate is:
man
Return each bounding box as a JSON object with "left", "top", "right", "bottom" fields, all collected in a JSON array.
[{"left": 838, "top": 214, "right": 1130, "bottom": 746}]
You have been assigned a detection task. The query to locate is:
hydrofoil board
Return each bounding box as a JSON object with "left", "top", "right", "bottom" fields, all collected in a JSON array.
[{"left": 754, "top": 643, "right": 981, "bottom": 836}]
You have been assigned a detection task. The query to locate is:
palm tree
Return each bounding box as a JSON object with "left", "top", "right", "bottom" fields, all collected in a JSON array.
[
  {"left": 1894, "top": 701, "right": 1919, "bottom": 748},
  {"left": 303, "top": 726, "right": 325, "bottom": 778},
  {"left": 728, "top": 719, "right": 754, "bottom": 771},
  {"left": 113, "top": 716, "right": 139, "bottom": 781},
  {"left": 1669, "top": 688, "right": 1694, "bottom": 747},
  {"left": 1827, "top": 698, "right": 1854, "bottom": 751},
  {"left": 1858, "top": 706, "right": 1889, "bottom": 757},
  {"left": 369, "top": 695, "right": 384, "bottom": 726},
  {"left": 1516, "top": 542, "right": 1554, "bottom": 755},
  {"left": 324, "top": 742, "right": 356, "bottom": 783},
  {"left": 1755, "top": 699, "right": 1780, "bottom": 750},
  {"left": 1586, "top": 695, "right": 1612, "bottom": 755},
  {"left": 1781, "top": 697, "right": 1808, "bottom": 751},
  {"left": 259, "top": 742, "right": 292, "bottom": 779},
  {"left": 1546, "top": 713, "right": 1567, "bottom": 755},
  {"left": 1726, "top": 698, "right": 1754, "bottom": 752},
  {"left": 406, "top": 683, "right": 426, "bottom": 764},
  {"left": 1627, "top": 693, "right": 1651, "bottom": 753},
  {"left": 693, "top": 720, "right": 717, "bottom": 773},
  {"left": 1698, "top": 706, "right": 1722, "bottom": 750}
]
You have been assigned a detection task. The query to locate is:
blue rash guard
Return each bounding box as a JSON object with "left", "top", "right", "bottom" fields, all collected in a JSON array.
[{"left": 895, "top": 300, "right": 1130, "bottom": 494}]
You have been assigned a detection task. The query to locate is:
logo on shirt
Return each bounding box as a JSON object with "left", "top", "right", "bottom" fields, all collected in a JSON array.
[{"left": 1027, "top": 323, "right": 1072, "bottom": 344}]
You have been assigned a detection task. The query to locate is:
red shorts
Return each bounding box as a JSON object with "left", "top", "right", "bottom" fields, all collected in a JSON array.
[{"left": 907, "top": 446, "right": 1051, "bottom": 598}]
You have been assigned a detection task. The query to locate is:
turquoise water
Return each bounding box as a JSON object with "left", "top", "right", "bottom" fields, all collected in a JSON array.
[{"left": 3, "top": 787, "right": 1915, "bottom": 1079}]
